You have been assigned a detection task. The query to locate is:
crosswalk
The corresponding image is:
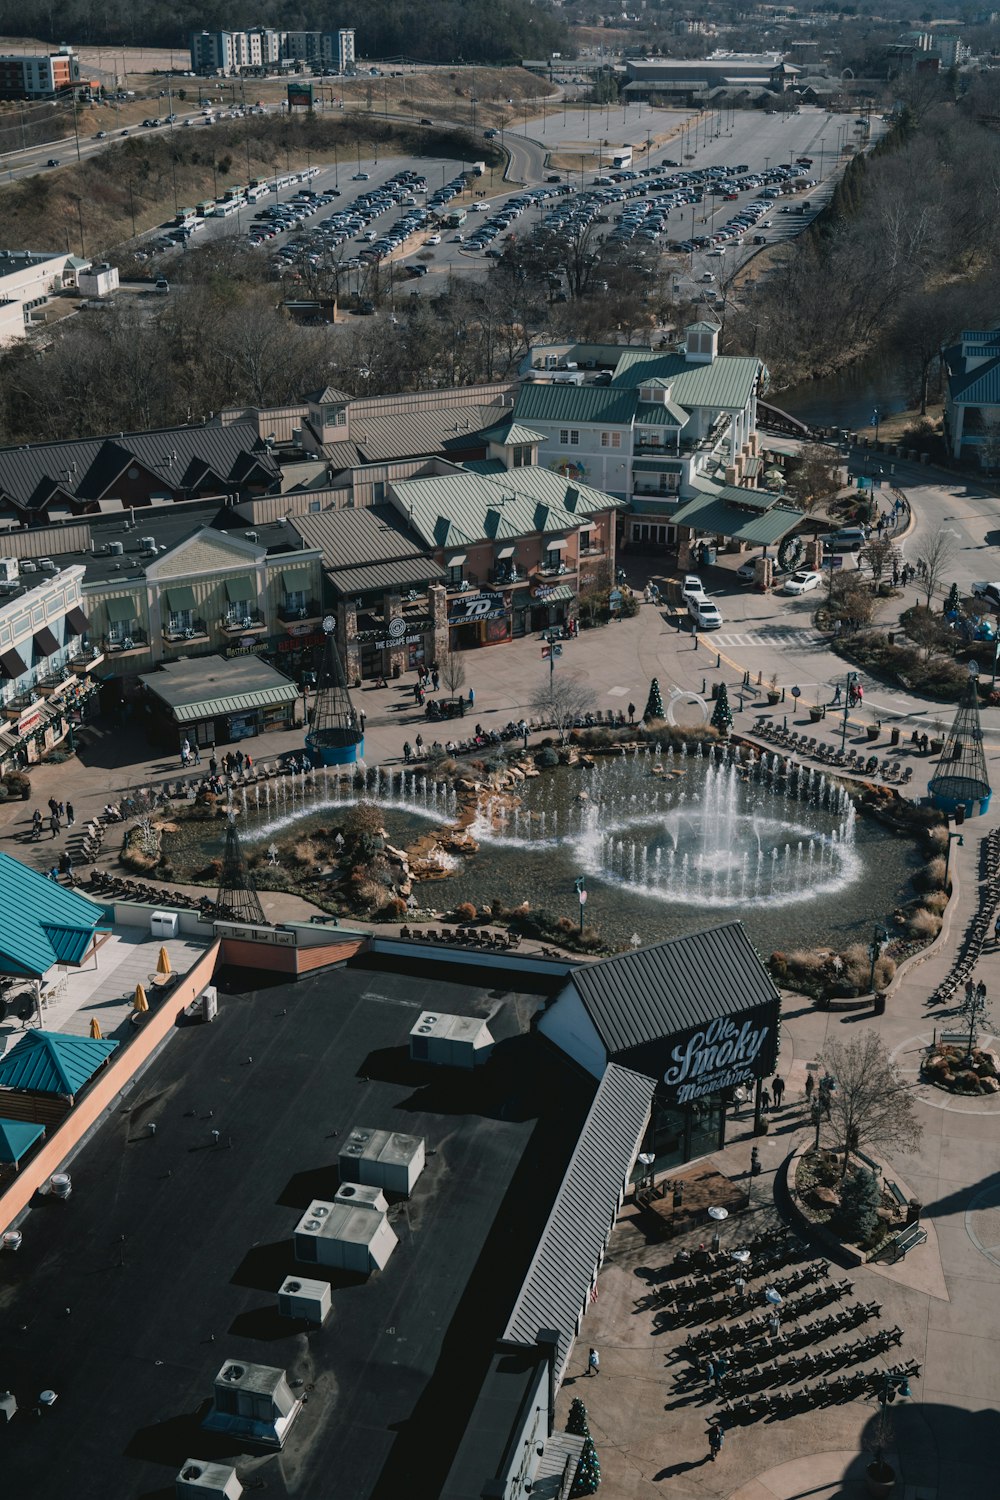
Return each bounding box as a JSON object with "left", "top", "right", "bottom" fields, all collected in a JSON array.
[{"left": 713, "top": 629, "right": 826, "bottom": 651}]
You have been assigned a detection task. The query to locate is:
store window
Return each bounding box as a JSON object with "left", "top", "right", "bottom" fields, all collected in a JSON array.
[
  {"left": 284, "top": 587, "right": 306, "bottom": 615},
  {"left": 558, "top": 429, "right": 580, "bottom": 446},
  {"left": 447, "top": 564, "right": 464, "bottom": 588},
  {"left": 600, "top": 431, "right": 621, "bottom": 449},
  {"left": 168, "top": 608, "right": 194, "bottom": 636}
]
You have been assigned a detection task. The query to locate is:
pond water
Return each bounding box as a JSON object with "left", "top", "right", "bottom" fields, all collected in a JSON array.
[
  {"left": 165, "top": 746, "right": 922, "bottom": 957},
  {"left": 775, "top": 357, "right": 910, "bottom": 433}
]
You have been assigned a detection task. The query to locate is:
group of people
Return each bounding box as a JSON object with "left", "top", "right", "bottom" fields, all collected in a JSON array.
[{"left": 32, "top": 797, "right": 74, "bottom": 841}]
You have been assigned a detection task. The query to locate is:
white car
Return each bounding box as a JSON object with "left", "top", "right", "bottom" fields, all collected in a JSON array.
[
  {"left": 736, "top": 560, "right": 758, "bottom": 582},
  {"left": 782, "top": 570, "right": 821, "bottom": 595},
  {"left": 681, "top": 574, "right": 706, "bottom": 602},
  {"left": 426, "top": 233, "right": 441, "bottom": 245},
  {"left": 689, "top": 599, "right": 723, "bottom": 630}
]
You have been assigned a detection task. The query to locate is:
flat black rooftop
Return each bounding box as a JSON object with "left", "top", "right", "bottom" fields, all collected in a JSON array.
[{"left": 0, "top": 962, "right": 592, "bottom": 1500}]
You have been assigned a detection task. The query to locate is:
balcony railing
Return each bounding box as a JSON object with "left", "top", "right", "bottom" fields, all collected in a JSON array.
[
  {"left": 445, "top": 574, "right": 481, "bottom": 594},
  {"left": 537, "top": 560, "right": 574, "bottom": 577},
  {"left": 3, "top": 688, "right": 40, "bottom": 720},
  {"left": 103, "top": 628, "right": 149, "bottom": 655},
  {"left": 489, "top": 566, "right": 528, "bottom": 586},
  {"left": 278, "top": 598, "right": 322, "bottom": 624},
  {"left": 164, "top": 617, "right": 208, "bottom": 642},
  {"left": 219, "top": 608, "right": 266, "bottom": 635},
  {"left": 68, "top": 644, "right": 105, "bottom": 673}
]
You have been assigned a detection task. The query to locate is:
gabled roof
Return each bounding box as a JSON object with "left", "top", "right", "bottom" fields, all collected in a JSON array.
[
  {"left": 569, "top": 922, "right": 780, "bottom": 1057},
  {"left": 504, "top": 1063, "right": 655, "bottom": 1375},
  {"left": 614, "top": 350, "right": 762, "bottom": 410},
  {"left": 392, "top": 465, "right": 624, "bottom": 552},
  {"left": 0, "top": 1030, "right": 118, "bottom": 1097},
  {"left": 478, "top": 420, "right": 548, "bottom": 446},
  {"left": 305, "top": 385, "right": 352, "bottom": 405},
  {"left": 671, "top": 489, "right": 802, "bottom": 546},
  {"left": 0, "top": 852, "right": 104, "bottom": 977},
  {"left": 0, "top": 421, "right": 280, "bottom": 516},
  {"left": 289, "top": 503, "right": 428, "bottom": 571},
  {"left": 514, "top": 383, "right": 640, "bottom": 426},
  {"left": 948, "top": 354, "right": 1000, "bottom": 408}
]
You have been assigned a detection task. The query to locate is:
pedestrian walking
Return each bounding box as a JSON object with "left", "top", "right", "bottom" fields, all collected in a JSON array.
[
  {"left": 965, "top": 976, "right": 975, "bottom": 1002},
  {"left": 359, "top": 708, "right": 367, "bottom": 732},
  {"left": 832, "top": 684, "right": 841, "bottom": 705},
  {"left": 403, "top": 741, "right": 412, "bottom": 764},
  {"left": 209, "top": 755, "right": 218, "bottom": 775},
  {"left": 244, "top": 753, "right": 253, "bottom": 773},
  {"left": 65, "top": 801, "right": 75, "bottom": 828},
  {"left": 469, "top": 687, "right": 475, "bottom": 707},
  {"left": 587, "top": 1347, "right": 600, "bottom": 1377},
  {"left": 432, "top": 667, "right": 440, "bottom": 692},
  {"left": 194, "top": 745, "right": 201, "bottom": 766},
  {"left": 760, "top": 1087, "right": 771, "bottom": 1113},
  {"left": 628, "top": 701, "right": 636, "bottom": 725},
  {"left": 805, "top": 1071, "right": 815, "bottom": 1101},
  {"left": 415, "top": 734, "right": 424, "bottom": 755},
  {"left": 31, "top": 809, "right": 42, "bottom": 841},
  {"left": 47, "top": 796, "right": 57, "bottom": 816},
  {"left": 714, "top": 1357, "right": 728, "bottom": 1389},
  {"left": 49, "top": 813, "right": 60, "bottom": 838},
  {"left": 57, "top": 801, "right": 65, "bottom": 820},
  {"left": 708, "top": 1421, "right": 723, "bottom": 1461},
  {"left": 772, "top": 1075, "right": 785, "bottom": 1108}
]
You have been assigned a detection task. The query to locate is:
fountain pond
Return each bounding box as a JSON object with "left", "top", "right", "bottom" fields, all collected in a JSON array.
[{"left": 162, "top": 743, "right": 922, "bottom": 955}]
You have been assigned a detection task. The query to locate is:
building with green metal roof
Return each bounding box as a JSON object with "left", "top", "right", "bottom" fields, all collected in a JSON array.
[
  {"left": 0, "top": 1030, "right": 118, "bottom": 1100},
  {"left": 0, "top": 1115, "right": 45, "bottom": 1167},
  {"left": 0, "top": 852, "right": 105, "bottom": 978},
  {"left": 944, "top": 328, "right": 1000, "bottom": 464}
]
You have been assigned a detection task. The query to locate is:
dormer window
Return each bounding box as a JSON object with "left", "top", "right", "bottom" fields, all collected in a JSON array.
[{"left": 639, "top": 385, "right": 669, "bottom": 405}]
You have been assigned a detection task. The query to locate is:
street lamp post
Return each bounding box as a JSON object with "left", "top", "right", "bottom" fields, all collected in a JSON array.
[
  {"left": 574, "top": 875, "right": 587, "bottom": 932},
  {"left": 872, "top": 407, "right": 881, "bottom": 447}
]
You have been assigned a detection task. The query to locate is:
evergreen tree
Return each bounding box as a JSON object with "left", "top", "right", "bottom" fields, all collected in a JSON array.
[
  {"left": 945, "top": 582, "right": 959, "bottom": 615},
  {"left": 567, "top": 1397, "right": 590, "bottom": 1437},
  {"left": 643, "top": 678, "right": 664, "bottom": 723},
  {"left": 836, "top": 1166, "right": 882, "bottom": 1243},
  {"left": 711, "top": 683, "right": 733, "bottom": 736},
  {"left": 571, "top": 1435, "right": 602, "bottom": 1496}
]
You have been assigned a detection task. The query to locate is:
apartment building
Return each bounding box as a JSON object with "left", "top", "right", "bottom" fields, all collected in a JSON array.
[
  {"left": 190, "top": 27, "right": 355, "bottom": 75},
  {"left": 0, "top": 46, "right": 80, "bottom": 100},
  {"left": 337, "top": 29, "right": 356, "bottom": 73}
]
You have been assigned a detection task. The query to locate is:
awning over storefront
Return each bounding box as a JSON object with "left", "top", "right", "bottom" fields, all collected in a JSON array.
[
  {"left": 281, "top": 569, "right": 312, "bottom": 592},
  {"left": 165, "top": 586, "right": 196, "bottom": 612},
  {"left": 64, "top": 606, "right": 90, "bottom": 635},
  {"left": 0, "top": 647, "right": 27, "bottom": 679},
  {"left": 105, "top": 596, "right": 136, "bottom": 622},
  {"left": 496, "top": 545, "right": 516, "bottom": 560},
  {"left": 224, "top": 575, "right": 254, "bottom": 602},
  {"left": 446, "top": 553, "right": 467, "bottom": 567},
  {"left": 538, "top": 583, "right": 576, "bottom": 604},
  {"left": 33, "top": 627, "right": 60, "bottom": 657},
  {"left": 545, "top": 537, "right": 568, "bottom": 550}
]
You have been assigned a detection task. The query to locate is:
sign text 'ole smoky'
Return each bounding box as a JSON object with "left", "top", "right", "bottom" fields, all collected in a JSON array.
[{"left": 662, "top": 1011, "right": 774, "bottom": 1105}]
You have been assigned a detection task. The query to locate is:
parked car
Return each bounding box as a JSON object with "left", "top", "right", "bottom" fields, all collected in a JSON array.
[
  {"left": 972, "top": 581, "right": 1000, "bottom": 611},
  {"left": 688, "top": 598, "right": 723, "bottom": 630},
  {"left": 736, "top": 560, "right": 758, "bottom": 582},
  {"left": 782, "top": 570, "right": 821, "bottom": 595},
  {"left": 681, "top": 574, "right": 706, "bottom": 602},
  {"left": 46, "top": 157, "right": 60, "bottom": 167}
]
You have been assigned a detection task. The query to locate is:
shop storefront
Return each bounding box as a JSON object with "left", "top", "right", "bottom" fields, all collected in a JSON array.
[
  {"left": 447, "top": 590, "right": 511, "bottom": 650},
  {"left": 139, "top": 655, "right": 301, "bottom": 751},
  {"left": 536, "top": 924, "right": 782, "bottom": 1170}
]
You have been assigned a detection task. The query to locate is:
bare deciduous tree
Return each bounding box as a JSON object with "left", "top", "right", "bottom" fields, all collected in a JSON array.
[
  {"left": 915, "top": 531, "right": 957, "bottom": 608},
  {"left": 818, "top": 1031, "right": 923, "bottom": 1181},
  {"left": 860, "top": 534, "right": 896, "bottom": 586},
  {"left": 531, "top": 673, "right": 594, "bottom": 745},
  {"left": 439, "top": 647, "right": 466, "bottom": 698}
]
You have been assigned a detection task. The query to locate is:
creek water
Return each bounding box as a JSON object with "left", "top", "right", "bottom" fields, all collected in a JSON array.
[{"left": 774, "top": 357, "right": 911, "bottom": 432}]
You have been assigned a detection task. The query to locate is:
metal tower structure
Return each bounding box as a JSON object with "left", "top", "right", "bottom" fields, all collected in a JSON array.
[
  {"left": 215, "top": 816, "right": 267, "bottom": 925},
  {"left": 305, "top": 624, "right": 364, "bottom": 765},
  {"left": 929, "top": 669, "right": 992, "bottom": 818}
]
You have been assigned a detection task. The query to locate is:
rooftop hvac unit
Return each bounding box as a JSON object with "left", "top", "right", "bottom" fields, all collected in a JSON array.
[
  {"left": 201, "top": 986, "right": 218, "bottom": 1023},
  {"left": 175, "top": 1459, "right": 243, "bottom": 1499},
  {"left": 150, "top": 910, "right": 179, "bottom": 939},
  {"left": 409, "top": 1011, "right": 494, "bottom": 1070},
  {"left": 293, "top": 1187, "right": 397, "bottom": 1274},
  {"left": 244, "top": 530, "right": 259, "bottom": 542},
  {"left": 108, "top": 540, "right": 125, "bottom": 555},
  {"left": 140, "top": 536, "right": 157, "bottom": 553},
  {"left": 339, "top": 1125, "right": 426, "bottom": 1197},
  {"left": 277, "top": 1275, "right": 331, "bottom": 1325},
  {"left": 202, "top": 1361, "right": 301, "bottom": 1451},
  {"left": 49, "top": 1173, "right": 72, "bottom": 1199}
]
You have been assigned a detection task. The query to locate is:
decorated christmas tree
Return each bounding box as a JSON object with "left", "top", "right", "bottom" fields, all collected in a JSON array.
[
  {"left": 571, "top": 1435, "right": 602, "bottom": 1496},
  {"left": 710, "top": 683, "right": 733, "bottom": 736},
  {"left": 643, "top": 677, "right": 664, "bottom": 723},
  {"left": 945, "top": 582, "right": 959, "bottom": 616},
  {"left": 567, "top": 1398, "right": 590, "bottom": 1438}
]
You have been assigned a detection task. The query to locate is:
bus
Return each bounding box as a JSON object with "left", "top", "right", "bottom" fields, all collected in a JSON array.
[
  {"left": 196, "top": 200, "right": 214, "bottom": 219},
  {"left": 445, "top": 208, "right": 467, "bottom": 228},
  {"left": 173, "top": 207, "right": 197, "bottom": 230}
]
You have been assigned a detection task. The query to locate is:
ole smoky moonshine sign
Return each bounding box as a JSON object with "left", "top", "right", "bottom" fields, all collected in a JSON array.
[{"left": 660, "top": 1005, "right": 777, "bottom": 1106}]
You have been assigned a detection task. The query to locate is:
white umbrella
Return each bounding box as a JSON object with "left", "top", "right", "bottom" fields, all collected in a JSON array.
[
  {"left": 708, "top": 1206, "right": 729, "bottom": 1221},
  {"left": 764, "top": 1287, "right": 782, "bottom": 1306},
  {"left": 731, "top": 1250, "right": 751, "bottom": 1264}
]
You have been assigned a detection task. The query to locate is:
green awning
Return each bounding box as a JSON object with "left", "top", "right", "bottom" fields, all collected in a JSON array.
[
  {"left": 172, "top": 682, "right": 300, "bottom": 724},
  {"left": 105, "top": 596, "right": 137, "bottom": 622},
  {"left": 165, "top": 586, "right": 196, "bottom": 612},
  {"left": 281, "top": 570, "right": 311, "bottom": 592},
  {"left": 224, "top": 575, "right": 254, "bottom": 603},
  {"left": 540, "top": 583, "right": 576, "bottom": 604}
]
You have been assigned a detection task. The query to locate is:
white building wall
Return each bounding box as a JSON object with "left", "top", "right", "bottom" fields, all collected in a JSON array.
[
  {"left": 530, "top": 421, "right": 632, "bottom": 499},
  {"left": 0, "top": 252, "right": 72, "bottom": 346},
  {"left": 535, "top": 984, "right": 608, "bottom": 1079}
]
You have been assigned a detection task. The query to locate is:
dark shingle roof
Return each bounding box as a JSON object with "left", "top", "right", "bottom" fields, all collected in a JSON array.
[
  {"left": 504, "top": 1063, "right": 655, "bottom": 1375},
  {"left": 569, "top": 922, "right": 779, "bottom": 1056},
  {"left": 0, "top": 422, "right": 279, "bottom": 515}
]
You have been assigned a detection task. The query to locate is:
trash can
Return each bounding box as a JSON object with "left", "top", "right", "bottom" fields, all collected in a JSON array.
[
  {"left": 873, "top": 991, "right": 886, "bottom": 1016},
  {"left": 890, "top": 727, "right": 900, "bottom": 746}
]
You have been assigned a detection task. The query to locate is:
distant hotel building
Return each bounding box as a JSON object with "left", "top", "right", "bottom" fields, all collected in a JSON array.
[
  {"left": 189, "top": 26, "right": 356, "bottom": 76},
  {"left": 0, "top": 45, "right": 80, "bottom": 100}
]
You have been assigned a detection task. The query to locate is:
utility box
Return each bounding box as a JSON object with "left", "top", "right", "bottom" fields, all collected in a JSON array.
[
  {"left": 339, "top": 1126, "right": 426, "bottom": 1197},
  {"left": 293, "top": 1186, "right": 397, "bottom": 1274},
  {"left": 202, "top": 1361, "right": 301, "bottom": 1450},
  {"left": 201, "top": 986, "right": 218, "bottom": 1023},
  {"left": 0, "top": 558, "right": 19, "bottom": 585},
  {"left": 409, "top": 1011, "right": 494, "bottom": 1070},
  {"left": 151, "top": 910, "right": 179, "bottom": 939},
  {"left": 277, "top": 1275, "right": 332, "bottom": 1325},
  {"left": 175, "top": 1459, "right": 243, "bottom": 1499}
]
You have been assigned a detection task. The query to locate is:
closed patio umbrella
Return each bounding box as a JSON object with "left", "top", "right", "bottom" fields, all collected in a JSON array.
[
  {"left": 133, "top": 984, "right": 149, "bottom": 1014},
  {"left": 156, "top": 946, "right": 172, "bottom": 976},
  {"left": 89, "top": 1017, "right": 103, "bottom": 1040}
]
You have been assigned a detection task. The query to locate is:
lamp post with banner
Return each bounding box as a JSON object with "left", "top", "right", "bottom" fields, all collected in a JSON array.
[{"left": 574, "top": 875, "right": 587, "bottom": 932}]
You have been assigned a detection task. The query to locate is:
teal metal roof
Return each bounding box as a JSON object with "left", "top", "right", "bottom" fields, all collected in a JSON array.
[
  {"left": 515, "top": 383, "right": 639, "bottom": 426},
  {"left": 393, "top": 465, "right": 625, "bottom": 552},
  {"left": 949, "top": 355, "right": 1000, "bottom": 407},
  {"left": 613, "top": 350, "right": 762, "bottom": 410},
  {"left": 0, "top": 1030, "right": 118, "bottom": 1096},
  {"left": 538, "top": 583, "right": 576, "bottom": 603},
  {"left": 635, "top": 401, "right": 689, "bottom": 427},
  {"left": 630, "top": 496, "right": 682, "bottom": 514},
  {"left": 0, "top": 1116, "right": 44, "bottom": 1163},
  {"left": 478, "top": 420, "right": 548, "bottom": 446},
  {"left": 671, "top": 492, "right": 803, "bottom": 545},
  {"left": 0, "top": 852, "right": 104, "bottom": 977}
]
